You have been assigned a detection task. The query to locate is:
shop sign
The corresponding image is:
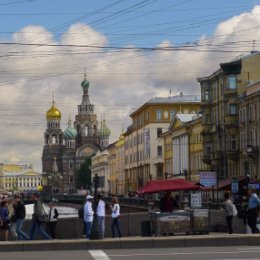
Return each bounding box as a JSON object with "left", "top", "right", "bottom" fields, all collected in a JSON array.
[{"left": 199, "top": 171, "right": 216, "bottom": 187}]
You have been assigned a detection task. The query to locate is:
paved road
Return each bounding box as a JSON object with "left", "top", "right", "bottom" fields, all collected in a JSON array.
[{"left": 1, "top": 246, "right": 260, "bottom": 260}]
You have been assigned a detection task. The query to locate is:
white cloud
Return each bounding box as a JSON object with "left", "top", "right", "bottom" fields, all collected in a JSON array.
[{"left": 1, "top": 6, "right": 260, "bottom": 170}]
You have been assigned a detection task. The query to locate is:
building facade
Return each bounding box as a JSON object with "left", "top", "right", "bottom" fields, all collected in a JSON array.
[
  {"left": 124, "top": 93, "right": 201, "bottom": 191},
  {"left": 238, "top": 80, "right": 260, "bottom": 179},
  {"left": 42, "top": 74, "right": 111, "bottom": 193},
  {"left": 197, "top": 52, "right": 260, "bottom": 180},
  {"left": 0, "top": 163, "right": 42, "bottom": 192}
]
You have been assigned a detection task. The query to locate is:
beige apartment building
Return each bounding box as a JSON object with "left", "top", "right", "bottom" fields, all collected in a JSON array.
[
  {"left": 91, "top": 149, "right": 109, "bottom": 193},
  {"left": 197, "top": 52, "right": 260, "bottom": 180},
  {"left": 124, "top": 93, "right": 201, "bottom": 192}
]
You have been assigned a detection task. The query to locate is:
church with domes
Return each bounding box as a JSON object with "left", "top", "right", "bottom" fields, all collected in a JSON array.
[{"left": 41, "top": 74, "right": 111, "bottom": 193}]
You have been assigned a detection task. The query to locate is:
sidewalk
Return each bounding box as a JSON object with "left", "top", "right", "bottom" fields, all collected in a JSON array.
[{"left": 0, "top": 233, "right": 260, "bottom": 252}]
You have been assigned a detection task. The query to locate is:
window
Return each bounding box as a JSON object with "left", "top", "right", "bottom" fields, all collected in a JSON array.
[
  {"left": 84, "top": 126, "right": 88, "bottom": 136},
  {"left": 204, "top": 89, "right": 210, "bottom": 101},
  {"left": 145, "top": 111, "right": 149, "bottom": 121},
  {"left": 170, "top": 110, "right": 176, "bottom": 120},
  {"left": 156, "top": 110, "right": 162, "bottom": 120},
  {"left": 230, "top": 104, "right": 237, "bottom": 115},
  {"left": 230, "top": 135, "right": 237, "bottom": 150},
  {"left": 205, "top": 143, "right": 212, "bottom": 154},
  {"left": 228, "top": 75, "right": 236, "bottom": 89},
  {"left": 157, "top": 128, "right": 162, "bottom": 138},
  {"left": 157, "top": 146, "right": 163, "bottom": 157}
]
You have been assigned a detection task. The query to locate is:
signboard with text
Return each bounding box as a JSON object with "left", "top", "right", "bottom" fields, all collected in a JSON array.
[
  {"left": 231, "top": 178, "right": 239, "bottom": 193},
  {"left": 190, "top": 191, "right": 202, "bottom": 208},
  {"left": 199, "top": 171, "right": 216, "bottom": 187}
]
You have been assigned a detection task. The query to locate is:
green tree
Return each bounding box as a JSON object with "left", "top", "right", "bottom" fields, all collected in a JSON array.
[{"left": 75, "top": 156, "right": 92, "bottom": 189}]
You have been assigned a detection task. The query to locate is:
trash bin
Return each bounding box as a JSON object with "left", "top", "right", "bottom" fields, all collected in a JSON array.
[{"left": 141, "top": 220, "right": 151, "bottom": 236}]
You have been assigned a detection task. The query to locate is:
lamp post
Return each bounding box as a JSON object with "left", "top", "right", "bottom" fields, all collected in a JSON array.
[
  {"left": 48, "top": 171, "right": 63, "bottom": 196},
  {"left": 90, "top": 174, "right": 102, "bottom": 240}
]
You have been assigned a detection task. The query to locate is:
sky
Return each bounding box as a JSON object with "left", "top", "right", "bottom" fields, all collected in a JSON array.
[{"left": 0, "top": 0, "right": 260, "bottom": 171}]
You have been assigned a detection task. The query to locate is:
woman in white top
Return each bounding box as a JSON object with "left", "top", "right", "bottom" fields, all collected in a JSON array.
[{"left": 110, "top": 197, "right": 122, "bottom": 238}]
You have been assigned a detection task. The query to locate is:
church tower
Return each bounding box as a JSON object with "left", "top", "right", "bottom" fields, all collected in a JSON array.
[
  {"left": 62, "top": 118, "right": 77, "bottom": 193},
  {"left": 74, "top": 73, "right": 100, "bottom": 157},
  {"left": 42, "top": 98, "right": 64, "bottom": 178}
]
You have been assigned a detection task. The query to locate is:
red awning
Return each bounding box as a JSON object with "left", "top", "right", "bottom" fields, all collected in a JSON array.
[{"left": 138, "top": 179, "right": 200, "bottom": 194}]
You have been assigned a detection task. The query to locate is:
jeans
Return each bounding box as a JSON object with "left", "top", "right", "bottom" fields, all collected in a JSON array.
[
  {"left": 30, "top": 219, "right": 52, "bottom": 240},
  {"left": 226, "top": 215, "right": 233, "bottom": 234},
  {"left": 85, "top": 221, "right": 93, "bottom": 239},
  {"left": 48, "top": 221, "right": 57, "bottom": 239},
  {"left": 248, "top": 208, "right": 258, "bottom": 233},
  {"left": 16, "top": 219, "right": 29, "bottom": 240},
  {"left": 111, "top": 217, "right": 121, "bottom": 238},
  {"left": 97, "top": 216, "right": 105, "bottom": 238}
]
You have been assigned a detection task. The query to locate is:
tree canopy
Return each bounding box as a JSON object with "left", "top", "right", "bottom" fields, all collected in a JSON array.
[{"left": 75, "top": 156, "right": 92, "bottom": 189}]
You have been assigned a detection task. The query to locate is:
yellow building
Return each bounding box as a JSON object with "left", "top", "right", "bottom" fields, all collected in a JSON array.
[
  {"left": 114, "top": 134, "right": 125, "bottom": 194},
  {"left": 0, "top": 163, "right": 42, "bottom": 192},
  {"left": 108, "top": 142, "right": 117, "bottom": 194},
  {"left": 124, "top": 93, "right": 201, "bottom": 191},
  {"left": 187, "top": 116, "right": 210, "bottom": 182},
  {"left": 198, "top": 52, "right": 260, "bottom": 179}
]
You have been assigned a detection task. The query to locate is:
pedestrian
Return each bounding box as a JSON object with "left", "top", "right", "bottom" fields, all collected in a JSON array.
[
  {"left": 13, "top": 194, "right": 29, "bottom": 240},
  {"left": 84, "top": 195, "right": 94, "bottom": 239},
  {"left": 8, "top": 197, "right": 18, "bottom": 240},
  {"left": 30, "top": 193, "right": 51, "bottom": 240},
  {"left": 110, "top": 196, "right": 122, "bottom": 238},
  {"left": 223, "top": 192, "right": 235, "bottom": 234},
  {"left": 48, "top": 199, "right": 59, "bottom": 239},
  {"left": 159, "top": 191, "right": 175, "bottom": 213},
  {"left": 96, "top": 194, "right": 106, "bottom": 238},
  {"left": 247, "top": 188, "right": 260, "bottom": 233},
  {"left": 0, "top": 200, "right": 10, "bottom": 241}
]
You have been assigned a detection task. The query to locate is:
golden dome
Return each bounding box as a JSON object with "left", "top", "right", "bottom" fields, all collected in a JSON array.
[{"left": 46, "top": 102, "right": 61, "bottom": 120}]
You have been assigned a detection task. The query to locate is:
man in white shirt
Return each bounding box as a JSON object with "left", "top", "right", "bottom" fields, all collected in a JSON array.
[
  {"left": 84, "top": 195, "right": 94, "bottom": 239},
  {"left": 96, "top": 194, "right": 106, "bottom": 238}
]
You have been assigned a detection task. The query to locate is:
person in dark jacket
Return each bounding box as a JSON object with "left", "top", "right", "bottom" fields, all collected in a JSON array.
[
  {"left": 29, "top": 193, "right": 51, "bottom": 240},
  {"left": 13, "top": 194, "right": 29, "bottom": 240},
  {"left": 48, "top": 199, "right": 59, "bottom": 239}
]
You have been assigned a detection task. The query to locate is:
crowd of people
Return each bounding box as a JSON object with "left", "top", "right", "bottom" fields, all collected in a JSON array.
[
  {"left": 0, "top": 193, "right": 59, "bottom": 241},
  {"left": 81, "top": 194, "right": 122, "bottom": 239},
  {"left": 1, "top": 188, "right": 260, "bottom": 240}
]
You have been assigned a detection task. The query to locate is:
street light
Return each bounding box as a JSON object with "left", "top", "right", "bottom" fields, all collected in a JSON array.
[{"left": 90, "top": 174, "right": 102, "bottom": 240}]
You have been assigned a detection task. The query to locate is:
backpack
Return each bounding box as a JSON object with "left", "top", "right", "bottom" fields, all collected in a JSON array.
[{"left": 78, "top": 204, "right": 84, "bottom": 219}]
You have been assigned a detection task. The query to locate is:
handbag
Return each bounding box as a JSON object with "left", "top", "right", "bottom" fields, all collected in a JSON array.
[{"left": 38, "top": 214, "right": 49, "bottom": 223}]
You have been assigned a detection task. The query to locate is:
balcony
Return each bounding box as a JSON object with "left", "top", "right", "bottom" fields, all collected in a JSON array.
[
  {"left": 202, "top": 154, "right": 211, "bottom": 164},
  {"left": 213, "top": 150, "right": 223, "bottom": 160},
  {"left": 247, "top": 145, "right": 259, "bottom": 159},
  {"left": 223, "top": 88, "right": 237, "bottom": 95},
  {"left": 226, "top": 149, "right": 239, "bottom": 160}
]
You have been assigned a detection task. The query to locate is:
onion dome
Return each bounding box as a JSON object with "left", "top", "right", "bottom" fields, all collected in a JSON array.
[
  {"left": 46, "top": 102, "right": 61, "bottom": 120},
  {"left": 98, "top": 120, "right": 111, "bottom": 138},
  {"left": 81, "top": 72, "right": 89, "bottom": 90},
  {"left": 64, "top": 119, "right": 77, "bottom": 139}
]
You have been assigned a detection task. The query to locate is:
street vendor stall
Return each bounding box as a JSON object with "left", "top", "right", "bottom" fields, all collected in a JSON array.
[{"left": 138, "top": 179, "right": 210, "bottom": 236}]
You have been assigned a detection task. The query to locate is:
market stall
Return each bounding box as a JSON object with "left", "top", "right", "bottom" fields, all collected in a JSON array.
[{"left": 138, "top": 179, "right": 210, "bottom": 236}]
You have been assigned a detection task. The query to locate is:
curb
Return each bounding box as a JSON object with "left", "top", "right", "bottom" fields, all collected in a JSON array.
[{"left": 0, "top": 234, "right": 259, "bottom": 252}]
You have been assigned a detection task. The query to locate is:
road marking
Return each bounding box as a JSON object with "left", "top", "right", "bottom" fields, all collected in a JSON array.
[
  {"left": 108, "top": 250, "right": 260, "bottom": 257},
  {"left": 89, "top": 250, "right": 111, "bottom": 260}
]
